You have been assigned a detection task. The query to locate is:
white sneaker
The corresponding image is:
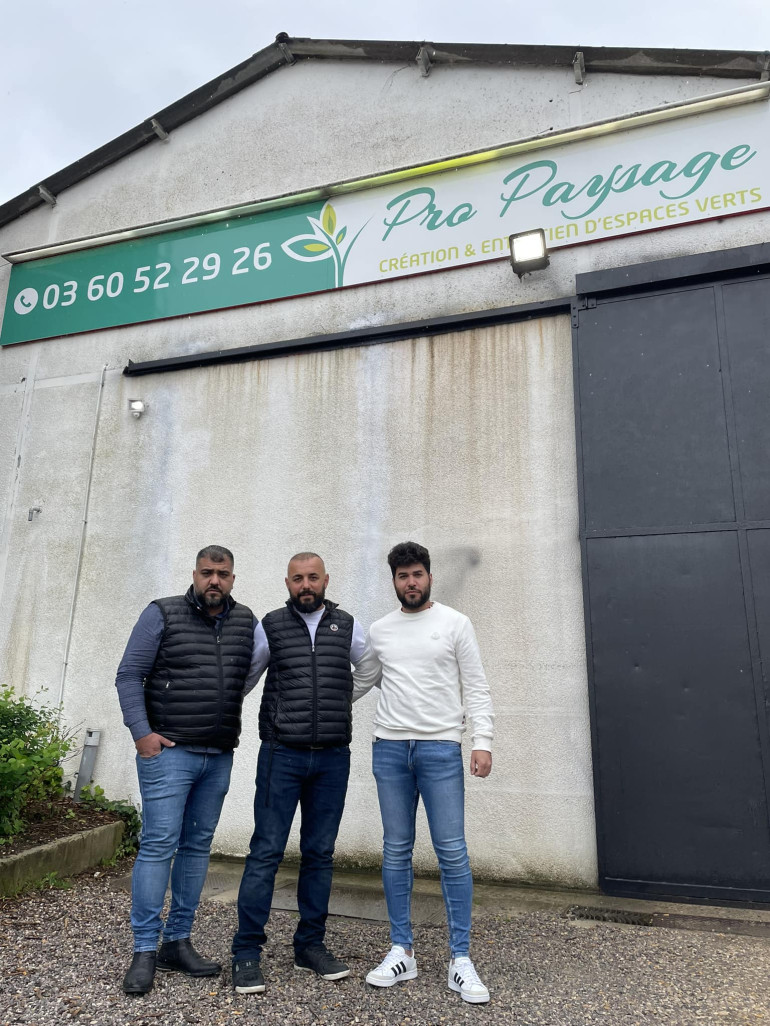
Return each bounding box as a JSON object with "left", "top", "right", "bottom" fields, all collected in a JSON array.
[
  {"left": 448, "top": 957, "right": 490, "bottom": 1004},
  {"left": 366, "top": 945, "right": 418, "bottom": 987}
]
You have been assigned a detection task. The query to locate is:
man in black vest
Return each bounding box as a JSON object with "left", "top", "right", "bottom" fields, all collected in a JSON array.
[
  {"left": 115, "top": 545, "right": 256, "bottom": 996},
  {"left": 231, "top": 552, "right": 365, "bottom": 995}
]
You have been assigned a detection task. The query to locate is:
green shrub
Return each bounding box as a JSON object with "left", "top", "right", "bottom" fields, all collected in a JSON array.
[
  {"left": 79, "top": 783, "right": 142, "bottom": 858},
  {"left": 0, "top": 687, "right": 75, "bottom": 838}
]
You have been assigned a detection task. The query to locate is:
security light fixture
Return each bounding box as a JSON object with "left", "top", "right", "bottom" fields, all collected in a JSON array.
[
  {"left": 128, "top": 399, "right": 146, "bottom": 418},
  {"left": 509, "top": 229, "right": 549, "bottom": 279}
]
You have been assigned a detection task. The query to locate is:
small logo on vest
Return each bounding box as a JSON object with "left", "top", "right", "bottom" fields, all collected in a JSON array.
[{"left": 330, "top": 624, "right": 339, "bottom": 631}]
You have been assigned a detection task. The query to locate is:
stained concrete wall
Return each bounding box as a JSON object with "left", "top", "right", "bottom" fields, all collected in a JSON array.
[
  {"left": 0, "top": 316, "right": 591, "bottom": 884},
  {"left": 1, "top": 53, "right": 767, "bottom": 887}
]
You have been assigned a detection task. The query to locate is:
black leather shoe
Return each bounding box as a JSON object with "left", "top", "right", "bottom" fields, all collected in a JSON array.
[
  {"left": 156, "top": 938, "right": 222, "bottom": 977},
  {"left": 123, "top": 951, "right": 157, "bottom": 995}
]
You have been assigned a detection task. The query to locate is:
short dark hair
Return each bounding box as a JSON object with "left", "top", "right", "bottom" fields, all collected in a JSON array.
[
  {"left": 196, "top": 545, "right": 234, "bottom": 566},
  {"left": 289, "top": 551, "right": 323, "bottom": 565},
  {"left": 387, "top": 541, "right": 430, "bottom": 576}
]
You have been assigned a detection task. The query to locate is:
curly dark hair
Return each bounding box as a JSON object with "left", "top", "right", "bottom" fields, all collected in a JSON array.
[{"left": 387, "top": 541, "right": 430, "bottom": 577}]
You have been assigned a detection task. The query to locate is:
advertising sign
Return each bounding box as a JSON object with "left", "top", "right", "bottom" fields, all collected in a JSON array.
[{"left": 2, "top": 99, "right": 768, "bottom": 346}]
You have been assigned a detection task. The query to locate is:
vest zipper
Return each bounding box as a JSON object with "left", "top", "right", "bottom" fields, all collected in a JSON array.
[
  {"left": 311, "top": 630, "right": 318, "bottom": 746},
  {"left": 213, "top": 620, "right": 224, "bottom": 741},
  {"left": 312, "top": 607, "right": 330, "bottom": 745}
]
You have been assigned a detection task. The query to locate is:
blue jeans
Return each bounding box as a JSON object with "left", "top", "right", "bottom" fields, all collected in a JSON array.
[
  {"left": 131, "top": 746, "right": 233, "bottom": 951},
  {"left": 232, "top": 742, "right": 350, "bottom": 962},
  {"left": 372, "top": 739, "right": 472, "bottom": 958}
]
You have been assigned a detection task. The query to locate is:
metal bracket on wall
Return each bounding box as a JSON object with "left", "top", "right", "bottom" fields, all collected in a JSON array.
[
  {"left": 275, "top": 32, "right": 295, "bottom": 65},
  {"left": 573, "top": 51, "right": 586, "bottom": 85},
  {"left": 758, "top": 53, "right": 770, "bottom": 81},
  {"left": 571, "top": 295, "right": 596, "bottom": 328},
  {"left": 417, "top": 45, "right": 434, "bottom": 77},
  {"left": 37, "top": 185, "right": 56, "bottom": 207},
  {"left": 150, "top": 118, "right": 169, "bottom": 141}
]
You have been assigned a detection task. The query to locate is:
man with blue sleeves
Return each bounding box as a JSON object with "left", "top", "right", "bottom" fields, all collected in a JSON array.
[{"left": 115, "top": 545, "right": 256, "bottom": 996}]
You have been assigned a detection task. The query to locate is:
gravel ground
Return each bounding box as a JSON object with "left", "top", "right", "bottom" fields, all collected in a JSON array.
[{"left": 2, "top": 873, "right": 770, "bottom": 1025}]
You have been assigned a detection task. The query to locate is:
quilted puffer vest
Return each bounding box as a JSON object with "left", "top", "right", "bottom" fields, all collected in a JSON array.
[
  {"left": 143, "top": 586, "right": 254, "bottom": 750},
  {"left": 259, "top": 600, "right": 354, "bottom": 747}
]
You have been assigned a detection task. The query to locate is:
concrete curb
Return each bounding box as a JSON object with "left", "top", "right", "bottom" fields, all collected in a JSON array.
[{"left": 0, "top": 821, "right": 124, "bottom": 896}]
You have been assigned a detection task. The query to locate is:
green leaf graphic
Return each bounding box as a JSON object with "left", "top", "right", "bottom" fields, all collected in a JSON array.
[
  {"left": 336, "top": 227, "right": 347, "bottom": 245},
  {"left": 322, "top": 205, "right": 337, "bottom": 236},
  {"left": 282, "top": 235, "right": 335, "bottom": 261}
]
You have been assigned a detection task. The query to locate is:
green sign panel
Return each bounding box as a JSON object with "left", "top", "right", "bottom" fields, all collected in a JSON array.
[{"left": 1, "top": 200, "right": 335, "bottom": 346}]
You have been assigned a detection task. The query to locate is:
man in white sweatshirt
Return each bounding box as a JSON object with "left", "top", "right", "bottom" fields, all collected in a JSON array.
[{"left": 353, "top": 541, "right": 494, "bottom": 1005}]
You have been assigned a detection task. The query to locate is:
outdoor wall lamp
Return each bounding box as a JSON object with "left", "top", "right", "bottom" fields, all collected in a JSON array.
[
  {"left": 509, "top": 229, "right": 550, "bottom": 279},
  {"left": 128, "top": 399, "right": 146, "bottom": 418}
]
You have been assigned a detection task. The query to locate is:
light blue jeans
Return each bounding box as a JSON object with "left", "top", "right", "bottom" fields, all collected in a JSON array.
[
  {"left": 131, "top": 746, "right": 233, "bottom": 951},
  {"left": 372, "top": 739, "right": 472, "bottom": 958}
]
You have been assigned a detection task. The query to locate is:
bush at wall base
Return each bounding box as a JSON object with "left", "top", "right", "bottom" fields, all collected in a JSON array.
[{"left": 0, "top": 686, "right": 75, "bottom": 840}]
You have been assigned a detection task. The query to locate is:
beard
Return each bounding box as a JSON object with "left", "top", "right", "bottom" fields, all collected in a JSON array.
[
  {"left": 396, "top": 582, "right": 431, "bottom": 610},
  {"left": 195, "top": 587, "right": 225, "bottom": 610},
  {"left": 291, "top": 587, "right": 326, "bottom": 613}
]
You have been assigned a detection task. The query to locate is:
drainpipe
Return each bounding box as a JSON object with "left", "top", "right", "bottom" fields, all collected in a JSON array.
[{"left": 57, "top": 365, "right": 108, "bottom": 719}]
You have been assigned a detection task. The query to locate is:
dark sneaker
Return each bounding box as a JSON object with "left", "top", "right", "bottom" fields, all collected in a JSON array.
[
  {"left": 122, "top": 951, "right": 157, "bottom": 995},
  {"left": 232, "top": 959, "right": 266, "bottom": 994},
  {"left": 157, "top": 938, "right": 221, "bottom": 977},
  {"left": 294, "top": 944, "right": 350, "bottom": 981}
]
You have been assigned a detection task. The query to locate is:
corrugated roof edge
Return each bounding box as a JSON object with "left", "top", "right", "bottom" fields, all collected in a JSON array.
[{"left": 1, "top": 33, "right": 768, "bottom": 232}]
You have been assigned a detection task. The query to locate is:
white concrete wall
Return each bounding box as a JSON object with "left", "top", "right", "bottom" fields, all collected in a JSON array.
[{"left": 1, "top": 54, "right": 766, "bottom": 887}]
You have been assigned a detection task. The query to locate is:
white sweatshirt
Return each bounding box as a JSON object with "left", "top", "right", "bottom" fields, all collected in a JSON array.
[{"left": 353, "top": 601, "right": 494, "bottom": 751}]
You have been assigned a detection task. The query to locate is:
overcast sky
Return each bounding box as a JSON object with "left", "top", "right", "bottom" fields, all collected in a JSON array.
[{"left": 2, "top": 0, "right": 770, "bottom": 206}]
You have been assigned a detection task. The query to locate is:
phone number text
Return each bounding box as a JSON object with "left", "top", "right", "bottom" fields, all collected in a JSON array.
[{"left": 21, "top": 243, "right": 273, "bottom": 313}]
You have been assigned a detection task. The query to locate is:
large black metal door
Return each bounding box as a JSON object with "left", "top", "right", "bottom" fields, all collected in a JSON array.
[{"left": 575, "top": 261, "right": 770, "bottom": 902}]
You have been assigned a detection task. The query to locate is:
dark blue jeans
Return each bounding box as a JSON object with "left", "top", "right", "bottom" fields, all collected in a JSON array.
[{"left": 232, "top": 742, "right": 350, "bottom": 962}]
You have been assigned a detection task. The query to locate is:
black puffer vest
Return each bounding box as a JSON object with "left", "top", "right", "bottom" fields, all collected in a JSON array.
[
  {"left": 259, "top": 600, "right": 354, "bottom": 747},
  {"left": 143, "top": 587, "right": 254, "bottom": 750}
]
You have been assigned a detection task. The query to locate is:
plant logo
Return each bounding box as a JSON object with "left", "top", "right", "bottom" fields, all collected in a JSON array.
[{"left": 282, "top": 202, "right": 368, "bottom": 287}]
